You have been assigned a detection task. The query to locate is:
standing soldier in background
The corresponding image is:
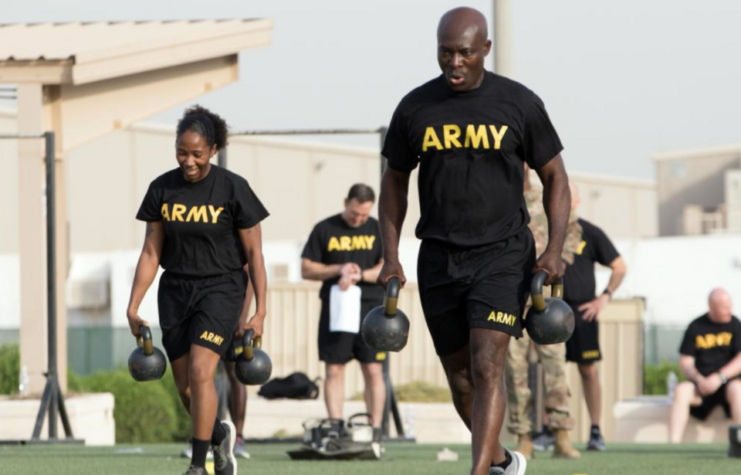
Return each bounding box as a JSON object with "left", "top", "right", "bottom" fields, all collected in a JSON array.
[
  {"left": 563, "top": 184, "right": 627, "bottom": 451},
  {"left": 301, "top": 184, "right": 386, "bottom": 439},
  {"left": 505, "top": 169, "right": 582, "bottom": 459}
]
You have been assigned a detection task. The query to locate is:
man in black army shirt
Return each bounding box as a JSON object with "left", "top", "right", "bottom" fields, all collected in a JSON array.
[
  {"left": 302, "top": 184, "right": 386, "bottom": 437},
  {"left": 561, "top": 183, "right": 627, "bottom": 451},
  {"left": 377, "top": 7, "right": 571, "bottom": 475},
  {"left": 669, "top": 288, "right": 741, "bottom": 442}
]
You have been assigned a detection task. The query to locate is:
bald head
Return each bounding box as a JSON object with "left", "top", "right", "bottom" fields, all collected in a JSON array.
[
  {"left": 708, "top": 288, "right": 733, "bottom": 323},
  {"left": 438, "top": 7, "right": 488, "bottom": 43},
  {"left": 436, "top": 7, "right": 491, "bottom": 91}
]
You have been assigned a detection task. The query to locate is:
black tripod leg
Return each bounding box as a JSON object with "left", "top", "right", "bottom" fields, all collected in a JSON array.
[
  {"left": 32, "top": 381, "right": 53, "bottom": 440},
  {"left": 57, "top": 385, "right": 74, "bottom": 438},
  {"left": 389, "top": 388, "right": 405, "bottom": 438},
  {"left": 215, "top": 361, "right": 229, "bottom": 421},
  {"left": 381, "top": 357, "right": 391, "bottom": 437}
]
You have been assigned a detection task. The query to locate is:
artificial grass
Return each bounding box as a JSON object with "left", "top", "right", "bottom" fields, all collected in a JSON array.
[{"left": 0, "top": 442, "right": 738, "bottom": 475}]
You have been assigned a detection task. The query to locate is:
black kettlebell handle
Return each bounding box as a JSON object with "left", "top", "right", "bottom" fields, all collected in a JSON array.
[
  {"left": 241, "top": 329, "right": 262, "bottom": 361},
  {"left": 383, "top": 277, "right": 401, "bottom": 317},
  {"left": 531, "top": 271, "right": 564, "bottom": 312},
  {"left": 137, "top": 325, "right": 154, "bottom": 356}
]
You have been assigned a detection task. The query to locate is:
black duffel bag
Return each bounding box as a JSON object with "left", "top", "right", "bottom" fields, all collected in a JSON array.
[{"left": 258, "top": 372, "right": 320, "bottom": 400}]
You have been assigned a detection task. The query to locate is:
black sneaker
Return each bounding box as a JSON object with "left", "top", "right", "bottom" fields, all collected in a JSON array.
[
  {"left": 587, "top": 430, "right": 606, "bottom": 451},
  {"left": 212, "top": 420, "right": 237, "bottom": 475},
  {"left": 182, "top": 466, "right": 208, "bottom": 475},
  {"left": 532, "top": 428, "right": 554, "bottom": 451}
]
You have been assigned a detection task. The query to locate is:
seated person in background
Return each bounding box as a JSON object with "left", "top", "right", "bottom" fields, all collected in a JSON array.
[{"left": 669, "top": 288, "right": 741, "bottom": 443}]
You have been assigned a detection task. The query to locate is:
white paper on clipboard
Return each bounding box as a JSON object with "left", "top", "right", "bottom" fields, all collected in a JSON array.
[{"left": 329, "top": 284, "right": 362, "bottom": 333}]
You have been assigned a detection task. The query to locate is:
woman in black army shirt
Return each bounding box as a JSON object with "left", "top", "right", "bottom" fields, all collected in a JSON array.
[{"left": 126, "top": 106, "right": 269, "bottom": 475}]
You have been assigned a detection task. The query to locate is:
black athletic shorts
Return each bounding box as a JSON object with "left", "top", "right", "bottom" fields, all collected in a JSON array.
[
  {"left": 417, "top": 230, "right": 535, "bottom": 357},
  {"left": 318, "top": 297, "right": 388, "bottom": 365},
  {"left": 690, "top": 379, "right": 739, "bottom": 420},
  {"left": 565, "top": 304, "right": 601, "bottom": 364},
  {"left": 158, "top": 269, "right": 247, "bottom": 362}
]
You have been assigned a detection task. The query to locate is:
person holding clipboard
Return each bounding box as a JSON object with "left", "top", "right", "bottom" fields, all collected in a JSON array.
[{"left": 301, "top": 184, "right": 386, "bottom": 440}]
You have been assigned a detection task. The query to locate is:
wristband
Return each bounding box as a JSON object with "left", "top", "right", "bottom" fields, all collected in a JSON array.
[
  {"left": 602, "top": 288, "right": 612, "bottom": 300},
  {"left": 719, "top": 371, "right": 728, "bottom": 385}
]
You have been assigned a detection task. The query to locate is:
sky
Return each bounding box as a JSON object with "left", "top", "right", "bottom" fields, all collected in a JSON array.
[{"left": 3, "top": 0, "right": 741, "bottom": 179}]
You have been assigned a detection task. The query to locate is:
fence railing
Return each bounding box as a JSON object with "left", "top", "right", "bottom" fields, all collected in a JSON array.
[{"left": 260, "top": 282, "right": 644, "bottom": 442}]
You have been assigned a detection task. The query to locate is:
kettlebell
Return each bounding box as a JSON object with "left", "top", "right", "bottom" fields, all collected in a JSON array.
[
  {"left": 235, "top": 329, "right": 273, "bottom": 386},
  {"left": 525, "top": 271, "right": 575, "bottom": 345},
  {"left": 128, "top": 325, "right": 167, "bottom": 382},
  {"left": 361, "top": 276, "right": 410, "bottom": 352}
]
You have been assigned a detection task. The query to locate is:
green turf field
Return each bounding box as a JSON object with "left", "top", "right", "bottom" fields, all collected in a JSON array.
[{"left": 0, "top": 442, "right": 738, "bottom": 475}]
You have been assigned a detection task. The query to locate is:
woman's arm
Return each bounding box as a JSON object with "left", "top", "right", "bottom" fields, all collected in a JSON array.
[
  {"left": 239, "top": 224, "right": 268, "bottom": 338},
  {"left": 234, "top": 264, "right": 255, "bottom": 336},
  {"left": 126, "top": 222, "right": 164, "bottom": 337}
]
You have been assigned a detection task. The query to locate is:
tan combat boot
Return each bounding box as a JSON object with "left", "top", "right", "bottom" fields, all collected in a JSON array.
[
  {"left": 552, "top": 429, "right": 581, "bottom": 459},
  {"left": 516, "top": 433, "right": 534, "bottom": 459}
]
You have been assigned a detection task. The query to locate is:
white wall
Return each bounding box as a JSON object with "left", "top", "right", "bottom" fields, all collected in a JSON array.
[{"left": 605, "top": 235, "right": 741, "bottom": 326}]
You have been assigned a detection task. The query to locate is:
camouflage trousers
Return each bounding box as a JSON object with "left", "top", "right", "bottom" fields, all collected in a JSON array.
[{"left": 504, "top": 331, "right": 573, "bottom": 435}]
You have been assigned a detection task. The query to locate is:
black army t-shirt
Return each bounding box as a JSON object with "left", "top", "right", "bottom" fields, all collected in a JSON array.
[
  {"left": 137, "top": 165, "right": 269, "bottom": 277},
  {"left": 302, "top": 214, "right": 383, "bottom": 301},
  {"left": 382, "top": 71, "right": 563, "bottom": 247},
  {"left": 563, "top": 219, "right": 620, "bottom": 304},
  {"left": 680, "top": 314, "right": 741, "bottom": 377}
]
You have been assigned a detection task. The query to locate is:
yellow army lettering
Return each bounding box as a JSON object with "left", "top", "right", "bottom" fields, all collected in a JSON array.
[
  {"left": 327, "top": 235, "right": 376, "bottom": 252},
  {"left": 199, "top": 331, "right": 225, "bottom": 346},
  {"left": 696, "top": 332, "right": 733, "bottom": 350},
  {"left": 582, "top": 350, "right": 600, "bottom": 359},
  {"left": 487, "top": 311, "right": 516, "bottom": 326},
  {"left": 422, "top": 124, "right": 509, "bottom": 152},
  {"left": 161, "top": 203, "right": 224, "bottom": 224}
]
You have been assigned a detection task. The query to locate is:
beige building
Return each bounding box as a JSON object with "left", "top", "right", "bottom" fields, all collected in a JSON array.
[
  {"left": 654, "top": 144, "right": 741, "bottom": 236},
  {"left": 0, "top": 110, "right": 658, "bottom": 319},
  {"left": 0, "top": 110, "right": 658, "bottom": 257}
]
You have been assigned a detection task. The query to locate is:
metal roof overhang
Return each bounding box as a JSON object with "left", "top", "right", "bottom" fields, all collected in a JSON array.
[{"left": 0, "top": 19, "right": 273, "bottom": 85}]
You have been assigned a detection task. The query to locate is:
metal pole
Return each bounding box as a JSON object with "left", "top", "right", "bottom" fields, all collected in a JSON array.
[
  {"left": 376, "top": 126, "right": 408, "bottom": 440},
  {"left": 45, "top": 132, "right": 58, "bottom": 440},
  {"left": 0, "top": 132, "right": 78, "bottom": 443},
  {"left": 218, "top": 148, "right": 227, "bottom": 169},
  {"left": 389, "top": 387, "right": 404, "bottom": 436},
  {"left": 215, "top": 362, "right": 229, "bottom": 421},
  {"left": 0, "top": 133, "right": 46, "bottom": 139},
  {"left": 378, "top": 126, "right": 391, "bottom": 438},
  {"left": 381, "top": 357, "right": 391, "bottom": 437},
  {"left": 230, "top": 128, "right": 381, "bottom": 136},
  {"left": 494, "top": 0, "right": 513, "bottom": 77}
]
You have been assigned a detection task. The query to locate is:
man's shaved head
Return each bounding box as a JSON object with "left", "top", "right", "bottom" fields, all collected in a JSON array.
[
  {"left": 436, "top": 7, "right": 491, "bottom": 91},
  {"left": 708, "top": 288, "right": 733, "bottom": 324},
  {"left": 438, "top": 7, "right": 489, "bottom": 43}
]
